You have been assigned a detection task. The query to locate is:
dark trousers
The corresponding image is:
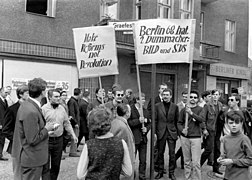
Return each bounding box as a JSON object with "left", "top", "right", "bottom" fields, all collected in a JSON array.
[
  {"left": 200, "top": 130, "right": 220, "bottom": 171},
  {"left": 0, "top": 130, "right": 5, "bottom": 157},
  {"left": 135, "top": 142, "right": 147, "bottom": 180},
  {"left": 77, "top": 132, "right": 89, "bottom": 148},
  {"left": 156, "top": 130, "right": 176, "bottom": 174},
  {"left": 44, "top": 135, "right": 63, "bottom": 180},
  {"left": 175, "top": 147, "right": 184, "bottom": 167}
]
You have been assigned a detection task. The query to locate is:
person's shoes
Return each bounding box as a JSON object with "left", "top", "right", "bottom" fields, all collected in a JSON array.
[
  {"left": 79, "top": 142, "right": 84, "bottom": 145},
  {"left": 61, "top": 156, "right": 66, "bottom": 160},
  {"left": 213, "top": 169, "right": 223, "bottom": 175},
  {"left": 77, "top": 149, "right": 81, "bottom": 152},
  {"left": 155, "top": 172, "right": 163, "bottom": 179},
  {"left": 169, "top": 174, "right": 176, "bottom": 180},
  {"left": 69, "top": 153, "right": 80, "bottom": 157},
  {"left": 0, "top": 157, "right": 8, "bottom": 161}
]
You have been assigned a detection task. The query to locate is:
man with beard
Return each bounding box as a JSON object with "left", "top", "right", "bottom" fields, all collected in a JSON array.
[
  {"left": 155, "top": 89, "right": 179, "bottom": 180},
  {"left": 177, "top": 90, "right": 204, "bottom": 180},
  {"left": 42, "top": 89, "right": 78, "bottom": 180}
]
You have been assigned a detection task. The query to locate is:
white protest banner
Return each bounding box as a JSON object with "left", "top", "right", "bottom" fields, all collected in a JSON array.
[
  {"left": 73, "top": 26, "right": 119, "bottom": 78},
  {"left": 133, "top": 19, "right": 196, "bottom": 65}
]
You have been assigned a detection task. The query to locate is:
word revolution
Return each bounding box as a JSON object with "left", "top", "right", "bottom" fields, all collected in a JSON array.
[{"left": 79, "top": 59, "right": 112, "bottom": 69}]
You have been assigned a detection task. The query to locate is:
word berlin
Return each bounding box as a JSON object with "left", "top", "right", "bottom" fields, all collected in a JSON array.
[{"left": 79, "top": 58, "right": 112, "bottom": 69}]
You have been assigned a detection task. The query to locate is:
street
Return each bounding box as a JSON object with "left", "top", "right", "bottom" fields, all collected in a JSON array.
[{"left": 0, "top": 133, "right": 236, "bottom": 180}]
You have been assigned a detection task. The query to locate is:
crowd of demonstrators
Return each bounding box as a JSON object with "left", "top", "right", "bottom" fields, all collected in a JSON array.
[
  {"left": 1, "top": 78, "right": 252, "bottom": 180},
  {"left": 128, "top": 92, "right": 151, "bottom": 180}
]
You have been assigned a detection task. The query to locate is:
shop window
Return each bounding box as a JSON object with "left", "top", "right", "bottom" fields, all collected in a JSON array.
[
  {"left": 179, "top": 0, "right": 193, "bottom": 19},
  {"left": 157, "top": 0, "right": 173, "bottom": 19},
  {"left": 100, "top": 0, "right": 119, "bottom": 20},
  {"left": 26, "top": 0, "right": 57, "bottom": 17},
  {"left": 135, "top": 0, "right": 142, "bottom": 19},
  {"left": 225, "top": 20, "right": 236, "bottom": 52}
]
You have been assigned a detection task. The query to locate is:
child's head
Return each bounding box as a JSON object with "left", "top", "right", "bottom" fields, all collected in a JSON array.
[
  {"left": 226, "top": 110, "right": 244, "bottom": 133},
  {"left": 88, "top": 106, "right": 112, "bottom": 137}
]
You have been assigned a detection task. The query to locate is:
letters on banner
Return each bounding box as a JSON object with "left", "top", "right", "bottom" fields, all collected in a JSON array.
[
  {"left": 133, "top": 19, "right": 196, "bottom": 65},
  {"left": 73, "top": 26, "right": 119, "bottom": 78}
]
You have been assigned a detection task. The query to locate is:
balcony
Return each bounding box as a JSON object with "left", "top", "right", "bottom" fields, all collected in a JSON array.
[{"left": 199, "top": 41, "right": 221, "bottom": 62}]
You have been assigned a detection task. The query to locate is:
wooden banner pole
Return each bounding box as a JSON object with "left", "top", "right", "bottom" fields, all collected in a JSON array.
[
  {"left": 136, "top": 64, "right": 145, "bottom": 129},
  {"left": 98, "top": 76, "right": 104, "bottom": 105}
]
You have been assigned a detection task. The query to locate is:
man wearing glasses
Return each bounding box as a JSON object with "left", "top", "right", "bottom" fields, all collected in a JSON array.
[
  {"left": 200, "top": 89, "right": 224, "bottom": 177},
  {"left": 104, "top": 85, "right": 125, "bottom": 118},
  {"left": 177, "top": 90, "right": 204, "bottom": 180}
]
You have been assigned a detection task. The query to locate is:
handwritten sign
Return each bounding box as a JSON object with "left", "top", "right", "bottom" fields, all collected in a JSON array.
[
  {"left": 133, "top": 19, "right": 196, "bottom": 65},
  {"left": 73, "top": 26, "right": 119, "bottom": 78}
]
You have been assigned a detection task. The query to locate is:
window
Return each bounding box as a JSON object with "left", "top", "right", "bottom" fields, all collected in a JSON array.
[
  {"left": 180, "top": 0, "right": 193, "bottom": 19},
  {"left": 135, "top": 0, "right": 142, "bottom": 19},
  {"left": 225, "top": 20, "right": 236, "bottom": 52},
  {"left": 100, "top": 0, "right": 119, "bottom": 20},
  {"left": 157, "top": 0, "right": 172, "bottom": 19},
  {"left": 26, "top": 0, "right": 56, "bottom": 17}
]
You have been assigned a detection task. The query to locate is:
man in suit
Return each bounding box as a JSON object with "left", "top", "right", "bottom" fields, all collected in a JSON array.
[
  {"left": 147, "top": 83, "right": 168, "bottom": 172},
  {"left": 67, "top": 88, "right": 81, "bottom": 157},
  {"left": 78, "top": 89, "right": 90, "bottom": 148},
  {"left": 0, "top": 87, "right": 9, "bottom": 161},
  {"left": 110, "top": 103, "right": 135, "bottom": 180},
  {"left": 12, "top": 78, "right": 54, "bottom": 180},
  {"left": 155, "top": 89, "right": 179, "bottom": 180},
  {"left": 2, "top": 85, "right": 29, "bottom": 154},
  {"left": 128, "top": 92, "right": 150, "bottom": 180}
]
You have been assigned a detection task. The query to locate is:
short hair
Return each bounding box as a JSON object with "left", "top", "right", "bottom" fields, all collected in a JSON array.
[
  {"left": 83, "top": 89, "right": 90, "bottom": 97},
  {"left": 95, "top": 87, "right": 104, "bottom": 94},
  {"left": 190, "top": 90, "right": 199, "bottom": 98},
  {"left": 28, "top": 78, "right": 47, "bottom": 98},
  {"left": 226, "top": 110, "right": 244, "bottom": 124},
  {"left": 159, "top": 83, "right": 168, "bottom": 89},
  {"left": 201, "top": 90, "right": 211, "bottom": 99},
  {"left": 107, "top": 89, "right": 112, "bottom": 93},
  {"left": 112, "top": 84, "right": 123, "bottom": 95},
  {"left": 60, "top": 91, "right": 67, "bottom": 96},
  {"left": 162, "top": 88, "right": 172, "bottom": 95},
  {"left": 16, "top": 85, "right": 29, "bottom": 99},
  {"left": 47, "top": 89, "right": 61, "bottom": 99},
  {"left": 117, "top": 103, "right": 130, "bottom": 117},
  {"left": 211, "top": 89, "right": 220, "bottom": 95},
  {"left": 88, "top": 106, "right": 112, "bottom": 136},
  {"left": 6, "top": 86, "right": 12, "bottom": 90},
  {"left": 126, "top": 89, "right": 133, "bottom": 95},
  {"left": 134, "top": 92, "right": 145, "bottom": 100},
  {"left": 73, "top": 88, "right": 81, "bottom": 96},
  {"left": 182, "top": 90, "right": 188, "bottom": 95}
]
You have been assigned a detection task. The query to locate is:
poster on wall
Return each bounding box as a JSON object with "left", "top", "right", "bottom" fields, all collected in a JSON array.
[
  {"left": 133, "top": 19, "right": 196, "bottom": 65},
  {"left": 11, "top": 78, "right": 70, "bottom": 91},
  {"left": 73, "top": 26, "right": 119, "bottom": 78}
]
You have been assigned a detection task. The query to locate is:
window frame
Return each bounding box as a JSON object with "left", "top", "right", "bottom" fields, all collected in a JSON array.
[
  {"left": 225, "top": 19, "right": 236, "bottom": 52},
  {"left": 179, "top": 0, "right": 193, "bottom": 19},
  {"left": 157, "top": 0, "right": 173, "bottom": 19},
  {"left": 26, "top": 0, "right": 57, "bottom": 18},
  {"left": 100, "top": 0, "right": 119, "bottom": 20}
]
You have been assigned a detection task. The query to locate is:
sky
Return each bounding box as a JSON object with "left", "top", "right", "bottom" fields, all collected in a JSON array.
[{"left": 249, "top": 0, "right": 252, "bottom": 59}]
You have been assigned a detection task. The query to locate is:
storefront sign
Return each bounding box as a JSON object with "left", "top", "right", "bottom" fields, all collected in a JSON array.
[
  {"left": 73, "top": 26, "right": 119, "bottom": 78},
  {"left": 133, "top": 19, "right": 196, "bottom": 65},
  {"left": 109, "top": 21, "right": 134, "bottom": 31},
  {"left": 11, "top": 78, "right": 70, "bottom": 91},
  {"left": 209, "top": 63, "right": 250, "bottom": 79}
]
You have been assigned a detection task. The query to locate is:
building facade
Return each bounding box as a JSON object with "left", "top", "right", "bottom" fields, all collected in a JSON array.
[{"left": 0, "top": 0, "right": 249, "bottom": 105}]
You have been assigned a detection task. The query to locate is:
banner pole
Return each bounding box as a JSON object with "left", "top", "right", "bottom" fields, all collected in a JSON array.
[
  {"left": 98, "top": 76, "right": 104, "bottom": 105},
  {"left": 150, "top": 64, "right": 156, "bottom": 179},
  {"left": 136, "top": 64, "right": 145, "bottom": 129},
  {"left": 184, "top": 62, "right": 193, "bottom": 135}
]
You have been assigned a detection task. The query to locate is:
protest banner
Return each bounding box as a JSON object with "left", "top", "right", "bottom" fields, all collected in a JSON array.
[
  {"left": 73, "top": 26, "right": 119, "bottom": 78},
  {"left": 133, "top": 19, "right": 196, "bottom": 65}
]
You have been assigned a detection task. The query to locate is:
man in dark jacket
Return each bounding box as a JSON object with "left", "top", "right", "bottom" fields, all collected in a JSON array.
[
  {"left": 67, "top": 88, "right": 81, "bottom": 157},
  {"left": 155, "top": 89, "right": 179, "bottom": 180},
  {"left": 128, "top": 92, "right": 150, "bottom": 180}
]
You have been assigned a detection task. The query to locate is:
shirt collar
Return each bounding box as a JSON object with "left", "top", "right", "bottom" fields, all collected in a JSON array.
[{"left": 29, "top": 97, "right": 41, "bottom": 108}]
